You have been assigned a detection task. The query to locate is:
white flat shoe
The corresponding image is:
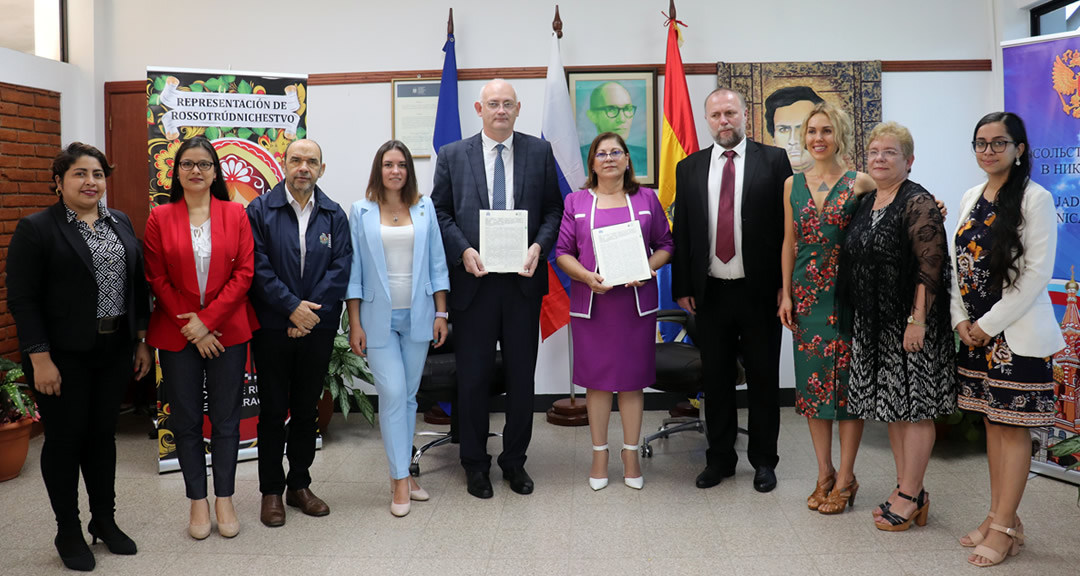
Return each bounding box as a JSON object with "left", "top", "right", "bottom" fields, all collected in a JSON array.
[
  {"left": 589, "top": 444, "right": 609, "bottom": 491},
  {"left": 622, "top": 444, "right": 643, "bottom": 490}
]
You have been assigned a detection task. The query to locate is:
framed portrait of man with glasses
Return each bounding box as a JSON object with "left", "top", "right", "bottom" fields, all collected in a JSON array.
[{"left": 568, "top": 70, "right": 657, "bottom": 186}]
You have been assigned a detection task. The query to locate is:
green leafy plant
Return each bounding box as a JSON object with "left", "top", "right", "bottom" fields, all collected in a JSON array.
[
  {"left": 0, "top": 358, "right": 37, "bottom": 425},
  {"left": 325, "top": 311, "right": 375, "bottom": 425},
  {"left": 1047, "top": 434, "right": 1080, "bottom": 506},
  {"left": 935, "top": 409, "right": 984, "bottom": 443}
]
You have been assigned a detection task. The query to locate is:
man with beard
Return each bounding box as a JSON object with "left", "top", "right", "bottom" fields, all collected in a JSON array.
[
  {"left": 671, "top": 88, "right": 792, "bottom": 493},
  {"left": 246, "top": 139, "right": 352, "bottom": 526}
]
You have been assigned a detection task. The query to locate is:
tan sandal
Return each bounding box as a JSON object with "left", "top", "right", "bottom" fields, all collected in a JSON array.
[
  {"left": 960, "top": 512, "right": 995, "bottom": 547},
  {"left": 969, "top": 523, "right": 1020, "bottom": 567},
  {"left": 818, "top": 477, "right": 858, "bottom": 515},
  {"left": 807, "top": 473, "right": 836, "bottom": 511}
]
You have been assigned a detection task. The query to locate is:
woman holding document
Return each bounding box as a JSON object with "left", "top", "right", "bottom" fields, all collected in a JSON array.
[{"left": 555, "top": 132, "right": 673, "bottom": 491}]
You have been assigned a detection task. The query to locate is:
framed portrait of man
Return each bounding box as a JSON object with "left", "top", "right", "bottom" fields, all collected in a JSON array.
[{"left": 568, "top": 70, "right": 657, "bottom": 187}]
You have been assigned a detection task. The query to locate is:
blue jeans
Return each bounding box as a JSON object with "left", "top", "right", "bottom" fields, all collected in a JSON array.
[
  {"left": 365, "top": 309, "right": 431, "bottom": 479},
  {"left": 159, "top": 343, "right": 247, "bottom": 500}
]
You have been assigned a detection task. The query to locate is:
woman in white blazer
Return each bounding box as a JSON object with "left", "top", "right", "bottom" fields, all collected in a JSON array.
[
  {"left": 346, "top": 141, "right": 450, "bottom": 517},
  {"left": 950, "top": 112, "right": 1065, "bottom": 568}
]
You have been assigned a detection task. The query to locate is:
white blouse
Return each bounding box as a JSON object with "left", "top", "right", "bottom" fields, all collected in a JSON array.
[
  {"left": 191, "top": 219, "right": 212, "bottom": 306},
  {"left": 381, "top": 224, "right": 414, "bottom": 310}
]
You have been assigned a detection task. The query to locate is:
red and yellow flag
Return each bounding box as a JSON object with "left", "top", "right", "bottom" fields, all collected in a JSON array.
[{"left": 658, "top": 9, "right": 698, "bottom": 215}]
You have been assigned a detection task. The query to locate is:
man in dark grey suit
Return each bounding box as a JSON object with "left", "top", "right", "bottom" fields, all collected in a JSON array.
[
  {"left": 431, "top": 79, "right": 563, "bottom": 499},
  {"left": 672, "top": 88, "right": 793, "bottom": 493}
]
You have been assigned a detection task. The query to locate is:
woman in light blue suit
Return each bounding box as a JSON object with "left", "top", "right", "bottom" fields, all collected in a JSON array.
[{"left": 346, "top": 140, "right": 450, "bottom": 517}]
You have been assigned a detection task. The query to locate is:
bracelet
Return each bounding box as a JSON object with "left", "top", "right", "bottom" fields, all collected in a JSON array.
[
  {"left": 906, "top": 315, "right": 926, "bottom": 327},
  {"left": 435, "top": 312, "right": 449, "bottom": 319}
]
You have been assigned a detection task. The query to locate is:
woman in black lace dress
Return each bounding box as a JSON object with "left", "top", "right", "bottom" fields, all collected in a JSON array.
[{"left": 842, "top": 122, "right": 956, "bottom": 532}]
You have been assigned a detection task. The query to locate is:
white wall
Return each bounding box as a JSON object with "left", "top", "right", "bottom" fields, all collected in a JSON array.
[
  {"left": 0, "top": 46, "right": 92, "bottom": 145},
  {"left": 6, "top": 0, "right": 1040, "bottom": 394}
]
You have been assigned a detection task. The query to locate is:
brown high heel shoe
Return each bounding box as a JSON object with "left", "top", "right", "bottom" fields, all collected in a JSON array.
[
  {"left": 818, "top": 477, "right": 858, "bottom": 515},
  {"left": 807, "top": 473, "right": 836, "bottom": 511}
]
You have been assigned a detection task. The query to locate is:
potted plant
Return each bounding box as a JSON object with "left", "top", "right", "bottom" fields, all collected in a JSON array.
[
  {"left": 0, "top": 358, "right": 38, "bottom": 481},
  {"left": 318, "top": 310, "right": 376, "bottom": 432}
]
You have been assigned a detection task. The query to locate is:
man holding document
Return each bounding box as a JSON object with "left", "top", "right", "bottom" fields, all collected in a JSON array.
[
  {"left": 431, "top": 79, "right": 563, "bottom": 499},
  {"left": 555, "top": 132, "right": 673, "bottom": 491}
]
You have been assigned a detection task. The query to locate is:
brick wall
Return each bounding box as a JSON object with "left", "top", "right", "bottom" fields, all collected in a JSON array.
[{"left": 0, "top": 81, "right": 62, "bottom": 362}]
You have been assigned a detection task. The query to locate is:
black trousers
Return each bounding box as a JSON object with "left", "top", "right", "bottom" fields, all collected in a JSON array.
[
  {"left": 159, "top": 342, "right": 247, "bottom": 500},
  {"left": 696, "top": 278, "right": 782, "bottom": 471},
  {"left": 453, "top": 274, "right": 541, "bottom": 473},
  {"left": 29, "top": 328, "right": 131, "bottom": 529},
  {"left": 251, "top": 329, "right": 335, "bottom": 495}
]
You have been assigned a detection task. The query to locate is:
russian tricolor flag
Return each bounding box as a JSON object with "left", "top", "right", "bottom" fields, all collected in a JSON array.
[{"left": 538, "top": 31, "right": 584, "bottom": 340}]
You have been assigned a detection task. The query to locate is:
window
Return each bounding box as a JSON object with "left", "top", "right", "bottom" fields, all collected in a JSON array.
[
  {"left": 0, "top": 0, "right": 67, "bottom": 62},
  {"left": 1032, "top": 0, "right": 1080, "bottom": 36}
]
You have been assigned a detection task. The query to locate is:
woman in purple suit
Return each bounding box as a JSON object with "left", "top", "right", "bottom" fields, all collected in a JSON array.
[{"left": 555, "top": 132, "right": 673, "bottom": 491}]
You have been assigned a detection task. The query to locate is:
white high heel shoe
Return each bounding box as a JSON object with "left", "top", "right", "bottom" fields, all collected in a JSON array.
[
  {"left": 622, "top": 444, "right": 643, "bottom": 490},
  {"left": 589, "top": 444, "right": 609, "bottom": 491}
]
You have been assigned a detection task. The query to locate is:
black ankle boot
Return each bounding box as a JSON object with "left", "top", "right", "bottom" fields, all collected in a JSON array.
[
  {"left": 87, "top": 518, "right": 137, "bottom": 555},
  {"left": 55, "top": 527, "right": 95, "bottom": 571}
]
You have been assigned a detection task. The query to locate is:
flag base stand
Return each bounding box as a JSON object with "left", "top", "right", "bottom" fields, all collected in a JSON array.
[
  {"left": 546, "top": 397, "right": 589, "bottom": 426},
  {"left": 423, "top": 405, "right": 451, "bottom": 425}
]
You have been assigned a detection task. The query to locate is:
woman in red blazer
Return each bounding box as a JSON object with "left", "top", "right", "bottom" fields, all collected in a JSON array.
[{"left": 144, "top": 136, "right": 258, "bottom": 541}]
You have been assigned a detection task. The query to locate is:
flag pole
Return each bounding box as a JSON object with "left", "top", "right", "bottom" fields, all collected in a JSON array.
[{"left": 542, "top": 4, "right": 587, "bottom": 427}]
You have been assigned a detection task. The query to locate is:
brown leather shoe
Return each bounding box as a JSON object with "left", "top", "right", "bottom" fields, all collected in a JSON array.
[
  {"left": 285, "top": 488, "right": 330, "bottom": 517},
  {"left": 261, "top": 494, "right": 286, "bottom": 527}
]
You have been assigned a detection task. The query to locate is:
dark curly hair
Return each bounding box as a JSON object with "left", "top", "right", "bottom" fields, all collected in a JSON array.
[{"left": 51, "top": 142, "right": 112, "bottom": 192}]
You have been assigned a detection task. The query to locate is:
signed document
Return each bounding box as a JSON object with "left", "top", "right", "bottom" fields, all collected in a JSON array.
[
  {"left": 591, "top": 221, "right": 651, "bottom": 287},
  {"left": 479, "top": 209, "right": 528, "bottom": 273}
]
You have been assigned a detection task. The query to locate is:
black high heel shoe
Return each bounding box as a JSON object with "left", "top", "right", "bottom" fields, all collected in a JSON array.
[
  {"left": 55, "top": 528, "right": 95, "bottom": 571},
  {"left": 87, "top": 518, "right": 137, "bottom": 555}
]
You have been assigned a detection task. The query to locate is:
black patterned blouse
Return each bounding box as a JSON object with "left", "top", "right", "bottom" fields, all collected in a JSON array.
[{"left": 65, "top": 201, "right": 128, "bottom": 319}]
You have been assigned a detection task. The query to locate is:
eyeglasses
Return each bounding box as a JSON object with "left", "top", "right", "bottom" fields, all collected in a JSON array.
[
  {"left": 178, "top": 160, "right": 214, "bottom": 172},
  {"left": 595, "top": 150, "right": 626, "bottom": 161},
  {"left": 483, "top": 100, "right": 517, "bottom": 111},
  {"left": 972, "top": 140, "right": 1014, "bottom": 153},
  {"left": 593, "top": 105, "right": 636, "bottom": 119},
  {"left": 867, "top": 149, "right": 902, "bottom": 160}
]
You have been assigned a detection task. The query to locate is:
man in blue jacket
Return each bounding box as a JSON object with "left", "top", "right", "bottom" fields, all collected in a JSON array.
[{"left": 247, "top": 139, "right": 352, "bottom": 527}]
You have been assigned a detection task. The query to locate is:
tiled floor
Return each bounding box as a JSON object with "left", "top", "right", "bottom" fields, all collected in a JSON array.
[{"left": 2, "top": 408, "right": 1078, "bottom": 575}]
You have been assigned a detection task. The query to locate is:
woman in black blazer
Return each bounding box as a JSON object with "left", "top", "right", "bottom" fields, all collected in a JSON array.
[{"left": 8, "top": 143, "right": 152, "bottom": 572}]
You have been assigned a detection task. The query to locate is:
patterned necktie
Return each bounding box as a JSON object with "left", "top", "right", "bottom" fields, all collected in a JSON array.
[
  {"left": 492, "top": 143, "right": 506, "bottom": 210},
  {"left": 715, "top": 150, "right": 736, "bottom": 262}
]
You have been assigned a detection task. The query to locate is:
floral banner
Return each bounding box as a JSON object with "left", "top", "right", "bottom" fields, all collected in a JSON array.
[{"left": 146, "top": 67, "right": 308, "bottom": 473}]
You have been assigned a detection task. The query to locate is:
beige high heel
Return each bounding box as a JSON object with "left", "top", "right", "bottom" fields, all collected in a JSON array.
[
  {"left": 215, "top": 497, "right": 239, "bottom": 538},
  {"left": 969, "top": 523, "right": 1021, "bottom": 567},
  {"left": 188, "top": 499, "right": 211, "bottom": 541}
]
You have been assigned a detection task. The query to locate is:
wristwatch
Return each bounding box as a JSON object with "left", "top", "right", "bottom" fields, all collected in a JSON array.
[
  {"left": 906, "top": 315, "right": 926, "bottom": 327},
  {"left": 435, "top": 312, "right": 449, "bottom": 320}
]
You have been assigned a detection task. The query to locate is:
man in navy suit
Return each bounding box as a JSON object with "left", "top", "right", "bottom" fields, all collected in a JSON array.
[
  {"left": 431, "top": 79, "right": 563, "bottom": 499},
  {"left": 672, "top": 88, "right": 793, "bottom": 493}
]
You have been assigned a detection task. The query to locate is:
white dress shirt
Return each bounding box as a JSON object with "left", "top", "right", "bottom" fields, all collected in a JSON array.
[
  {"left": 287, "top": 184, "right": 315, "bottom": 278},
  {"left": 707, "top": 137, "right": 747, "bottom": 279},
  {"left": 481, "top": 131, "right": 514, "bottom": 210}
]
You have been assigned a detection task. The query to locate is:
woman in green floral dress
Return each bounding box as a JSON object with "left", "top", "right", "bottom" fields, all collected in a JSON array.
[{"left": 779, "top": 102, "right": 874, "bottom": 515}]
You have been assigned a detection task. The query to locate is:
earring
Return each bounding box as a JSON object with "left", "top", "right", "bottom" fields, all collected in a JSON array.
[
  {"left": 625, "top": 165, "right": 629, "bottom": 172},
  {"left": 1014, "top": 157, "right": 1020, "bottom": 166}
]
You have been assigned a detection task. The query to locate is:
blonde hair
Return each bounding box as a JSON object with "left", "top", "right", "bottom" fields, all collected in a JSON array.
[
  {"left": 867, "top": 121, "right": 915, "bottom": 159},
  {"left": 799, "top": 101, "right": 854, "bottom": 162}
]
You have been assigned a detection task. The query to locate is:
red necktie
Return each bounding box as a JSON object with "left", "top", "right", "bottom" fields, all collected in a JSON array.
[{"left": 715, "top": 150, "right": 736, "bottom": 262}]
